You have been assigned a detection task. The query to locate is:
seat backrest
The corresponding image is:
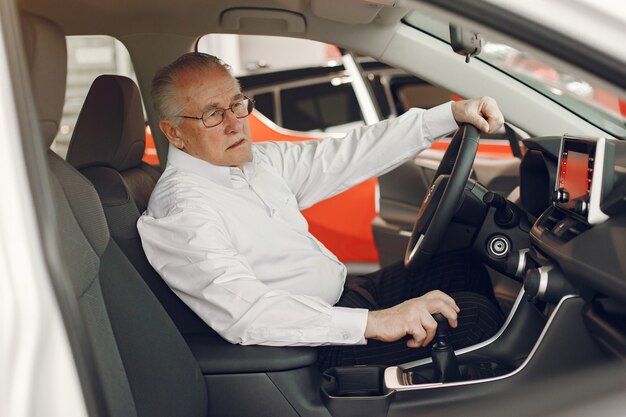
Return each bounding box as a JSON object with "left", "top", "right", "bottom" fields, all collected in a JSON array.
[
  {"left": 21, "top": 12, "right": 209, "bottom": 417},
  {"left": 67, "top": 74, "right": 209, "bottom": 335},
  {"left": 66, "top": 75, "right": 160, "bottom": 212}
]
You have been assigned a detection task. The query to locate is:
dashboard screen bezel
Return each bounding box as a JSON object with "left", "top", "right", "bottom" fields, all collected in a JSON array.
[{"left": 554, "top": 135, "right": 609, "bottom": 224}]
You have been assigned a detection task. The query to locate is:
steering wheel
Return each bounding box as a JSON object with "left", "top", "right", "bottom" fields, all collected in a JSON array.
[{"left": 404, "top": 124, "right": 480, "bottom": 271}]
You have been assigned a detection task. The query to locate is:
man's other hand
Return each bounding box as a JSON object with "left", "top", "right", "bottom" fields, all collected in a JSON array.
[
  {"left": 364, "top": 290, "right": 460, "bottom": 348},
  {"left": 451, "top": 96, "right": 504, "bottom": 134}
]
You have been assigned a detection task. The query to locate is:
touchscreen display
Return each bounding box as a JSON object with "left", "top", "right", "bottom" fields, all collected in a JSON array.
[{"left": 556, "top": 139, "right": 596, "bottom": 214}]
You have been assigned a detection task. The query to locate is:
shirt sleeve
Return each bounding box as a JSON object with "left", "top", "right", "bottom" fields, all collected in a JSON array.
[
  {"left": 137, "top": 206, "right": 368, "bottom": 346},
  {"left": 255, "top": 102, "right": 458, "bottom": 209}
]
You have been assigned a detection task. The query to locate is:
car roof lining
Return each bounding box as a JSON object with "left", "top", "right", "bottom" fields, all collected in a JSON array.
[
  {"left": 17, "top": 0, "right": 409, "bottom": 36},
  {"left": 17, "top": 0, "right": 616, "bottom": 165}
]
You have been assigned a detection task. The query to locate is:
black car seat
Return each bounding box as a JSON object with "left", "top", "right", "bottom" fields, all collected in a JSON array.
[
  {"left": 20, "top": 12, "right": 208, "bottom": 417},
  {"left": 66, "top": 74, "right": 208, "bottom": 335},
  {"left": 66, "top": 75, "right": 161, "bottom": 213}
]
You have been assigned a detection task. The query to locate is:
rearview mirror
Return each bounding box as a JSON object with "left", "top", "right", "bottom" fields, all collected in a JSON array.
[{"left": 449, "top": 25, "right": 483, "bottom": 63}]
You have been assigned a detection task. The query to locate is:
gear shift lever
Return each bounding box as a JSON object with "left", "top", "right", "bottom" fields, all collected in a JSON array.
[{"left": 431, "top": 313, "right": 461, "bottom": 383}]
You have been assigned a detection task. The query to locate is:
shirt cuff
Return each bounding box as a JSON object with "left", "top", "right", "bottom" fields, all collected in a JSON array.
[
  {"left": 422, "top": 101, "right": 458, "bottom": 142},
  {"left": 330, "top": 306, "right": 369, "bottom": 345}
]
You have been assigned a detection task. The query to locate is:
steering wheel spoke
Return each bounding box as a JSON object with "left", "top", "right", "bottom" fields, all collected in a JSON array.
[{"left": 406, "top": 233, "right": 425, "bottom": 265}]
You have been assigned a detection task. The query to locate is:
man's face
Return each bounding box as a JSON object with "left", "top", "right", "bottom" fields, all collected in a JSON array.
[{"left": 161, "top": 67, "right": 252, "bottom": 169}]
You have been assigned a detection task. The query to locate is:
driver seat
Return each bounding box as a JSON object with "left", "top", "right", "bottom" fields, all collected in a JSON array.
[
  {"left": 66, "top": 74, "right": 209, "bottom": 335},
  {"left": 65, "top": 74, "right": 318, "bottom": 372}
]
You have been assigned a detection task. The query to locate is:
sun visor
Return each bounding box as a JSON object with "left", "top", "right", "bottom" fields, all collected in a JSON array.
[
  {"left": 311, "top": 0, "right": 382, "bottom": 24},
  {"left": 221, "top": 8, "right": 306, "bottom": 34}
]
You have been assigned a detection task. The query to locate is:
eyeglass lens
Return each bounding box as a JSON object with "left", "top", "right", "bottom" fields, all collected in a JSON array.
[{"left": 202, "top": 98, "right": 253, "bottom": 127}]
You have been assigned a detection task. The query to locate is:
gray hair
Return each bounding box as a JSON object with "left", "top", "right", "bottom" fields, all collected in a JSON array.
[{"left": 151, "top": 52, "right": 232, "bottom": 125}]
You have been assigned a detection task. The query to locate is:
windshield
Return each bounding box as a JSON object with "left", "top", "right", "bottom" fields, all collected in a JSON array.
[{"left": 405, "top": 12, "right": 626, "bottom": 140}]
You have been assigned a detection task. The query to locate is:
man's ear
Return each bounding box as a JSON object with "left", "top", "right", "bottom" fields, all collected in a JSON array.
[{"left": 159, "top": 120, "right": 184, "bottom": 149}]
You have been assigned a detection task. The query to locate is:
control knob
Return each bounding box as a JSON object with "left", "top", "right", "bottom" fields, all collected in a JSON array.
[
  {"left": 524, "top": 265, "right": 576, "bottom": 303},
  {"left": 574, "top": 199, "right": 589, "bottom": 215},
  {"left": 553, "top": 188, "right": 570, "bottom": 204}
]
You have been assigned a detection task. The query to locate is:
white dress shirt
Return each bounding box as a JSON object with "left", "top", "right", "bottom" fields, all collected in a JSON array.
[{"left": 138, "top": 104, "right": 458, "bottom": 346}]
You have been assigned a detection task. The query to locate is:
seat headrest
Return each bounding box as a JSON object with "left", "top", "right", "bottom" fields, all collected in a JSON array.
[
  {"left": 67, "top": 75, "right": 146, "bottom": 171},
  {"left": 20, "top": 12, "right": 67, "bottom": 148}
]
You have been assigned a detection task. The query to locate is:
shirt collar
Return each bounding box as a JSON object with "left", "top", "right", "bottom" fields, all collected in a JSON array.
[{"left": 167, "top": 144, "right": 256, "bottom": 188}]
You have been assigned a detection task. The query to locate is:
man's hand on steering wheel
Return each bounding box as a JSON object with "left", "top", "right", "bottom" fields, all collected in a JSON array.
[{"left": 452, "top": 97, "right": 504, "bottom": 134}]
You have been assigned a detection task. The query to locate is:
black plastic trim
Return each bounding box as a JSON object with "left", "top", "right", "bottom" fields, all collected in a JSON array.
[
  {"left": 531, "top": 209, "right": 626, "bottom": 303},
  {"left": 584, "top": 303, "right": 626, "bottom": 359},
  {"left": 239, "top": 61, "right": 393, "bottom": 90},
  {"left": 187, "top": 333, "right": 317, "bottom": 374}
]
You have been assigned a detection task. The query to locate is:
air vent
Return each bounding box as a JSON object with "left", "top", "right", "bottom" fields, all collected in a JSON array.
[
  {"left": 540, "top": 207, "right": 591, "bottom": 242},
  {"left": 558, "top": 222, "right": 590, "bottom": 241},
  {"left": 542, "top": 208, "right": 566, "bottom": 231}
]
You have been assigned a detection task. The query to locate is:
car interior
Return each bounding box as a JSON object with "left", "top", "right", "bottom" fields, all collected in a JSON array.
[
  {"left": 237, "top": 53, "right": 525, "bottom": 273},
  {"left": 10, "top": 0, "right": 626, "bottom": 416}
]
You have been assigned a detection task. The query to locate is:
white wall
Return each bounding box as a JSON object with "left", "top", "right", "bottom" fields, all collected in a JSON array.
[{"left": 198, "top": 34, "right": 331, "bottom": 76}]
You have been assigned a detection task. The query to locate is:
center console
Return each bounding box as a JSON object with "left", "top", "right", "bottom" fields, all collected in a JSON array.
[
  {"left": 315, "top": 288, "right": 610, "bottom": 417},
  {"left": 316, "top": 288, "right": 543, "bottom": 416}
]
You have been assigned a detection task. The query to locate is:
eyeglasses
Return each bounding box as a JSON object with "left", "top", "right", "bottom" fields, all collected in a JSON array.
[{"left": 177, "top": 96, "right": 255, "bottom": 128}]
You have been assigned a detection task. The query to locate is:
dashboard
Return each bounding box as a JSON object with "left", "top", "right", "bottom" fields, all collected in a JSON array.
[
  {"left": 519, "top": 135, "right": 626, "bottom": 304},
  {"left": 513, "top": 134, "right": 626, "bottom": 358}
]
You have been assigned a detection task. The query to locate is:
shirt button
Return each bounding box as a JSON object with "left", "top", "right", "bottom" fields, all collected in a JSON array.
[
  {"left": 342, "top": 332, "right": 349, "bottom": 340},
  {"left": 270, "top": 208, "right": 277, "bottom": 217}
]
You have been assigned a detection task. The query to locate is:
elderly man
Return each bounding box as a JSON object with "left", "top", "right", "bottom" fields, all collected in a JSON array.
[{"left": 138, "top": 52, "right": 505, "bottom": 368}]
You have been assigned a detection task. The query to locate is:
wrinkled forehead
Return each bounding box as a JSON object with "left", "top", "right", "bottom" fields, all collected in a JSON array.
[{"left": 176, "top": 67, "right": 241, "bottom": 109}]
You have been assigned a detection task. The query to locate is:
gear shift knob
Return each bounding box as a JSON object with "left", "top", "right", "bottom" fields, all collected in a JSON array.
[
  {"left": 431, "top": 313, "right": 461, "bottom": 383},
  {"left": 432, "top": 313, "right": 450, "bottom": 339}
]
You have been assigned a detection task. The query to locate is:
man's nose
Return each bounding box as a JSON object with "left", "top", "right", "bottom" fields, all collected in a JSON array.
[{"left": 222, "top": 109, "right": 241, "bottom": 131}]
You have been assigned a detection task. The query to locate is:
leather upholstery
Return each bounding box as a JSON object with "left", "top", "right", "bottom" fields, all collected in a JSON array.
[
  {"left": 67, "top": 75, "right": 147, "bottom": 172},
  {"left": 67, "top": 75, "right": 161, "bottom": 212}
]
